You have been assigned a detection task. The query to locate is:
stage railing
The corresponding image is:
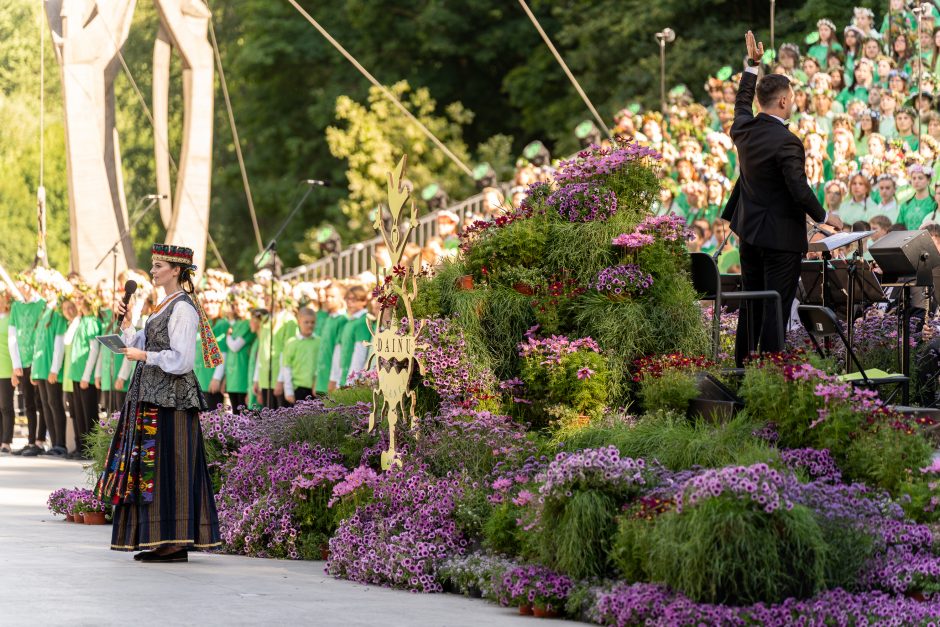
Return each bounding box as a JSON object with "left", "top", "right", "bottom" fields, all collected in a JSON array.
[{"left": 282, "top": 192, "right": 487, "bottom": 282}]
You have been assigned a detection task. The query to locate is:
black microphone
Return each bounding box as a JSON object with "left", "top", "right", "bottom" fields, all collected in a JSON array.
[
  {"left": 304, "top": 179, "right": 331, "bottom": 187},
  {"left": 116, "top": 280, "right": 138, "bottom": 327}
]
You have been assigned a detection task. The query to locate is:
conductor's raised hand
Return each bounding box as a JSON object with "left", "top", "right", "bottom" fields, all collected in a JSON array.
[{"left": 745, "top": 31, "right": 764, "bottom": 63}]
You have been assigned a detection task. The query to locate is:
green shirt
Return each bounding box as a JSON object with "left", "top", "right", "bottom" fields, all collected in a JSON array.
[
  {"left": 0, "top": 315, "right": 12, "bottom": 379},
  {"left": 194, "top": 318, "right": 229, "bottom": 390},
  {"left": 31, "top": 306, "right": 67, "bottom": 380},
  {"left": 898, "top": 194, "right": 938, "bottom": 229},
  {"left": 69, "top": 316, "right": 101, "bottom": 382},
  {"left": 283, "top": 334, "right": 320, "bottom": 390},
  {"left": 315, "top": 310, "right": 329, "bottom": 338},
  {"left": 315, "top": 313, "right": 348, "bottom": 394},
  {"left": 10, "top": 299, "right": 46, "bottom": 368},
  {"left": 224, "top": 319, "right": 256, "bottom": 394},
  {"left": 338, "top": 312, "right": 372, "bottom": 387},
  {"left": 255, "top": 312, "right": 298, "bottom": 390}
]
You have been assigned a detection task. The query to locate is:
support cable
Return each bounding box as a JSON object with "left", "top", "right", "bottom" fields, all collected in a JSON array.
[{"left": 516, "top": 0, "right": 613, "bottom": 140}]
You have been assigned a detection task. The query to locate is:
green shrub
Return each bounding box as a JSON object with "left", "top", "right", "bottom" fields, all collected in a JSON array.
[
  {"left": 483, "top": 502, "right": 524, "bottom": 556},
  {"left": 842, "top": 425, "right": 934, "bottom": 493},
  {"left": 641, "top": 499, "right": 828, "bottom": 605},
  {"left": 898, "top": 475, "right": 940, "bottom": 524},
  {"left": 611, "top": 515, "right": 654, "bottom": 582},
  {"left": 638, "top": 369, "right": 700, "bottom": 414},
  {"left": 559, "top": 412, "right": 777, "bottom": 471},
  {"left": 538, "top": 489, "right": 618, "bottom": 579},
  {"left": 327, "top": 386, "right": 374, "bottom": 407},
  {"left": 288, "top": 408, "right": 376, "bottom": 468}
]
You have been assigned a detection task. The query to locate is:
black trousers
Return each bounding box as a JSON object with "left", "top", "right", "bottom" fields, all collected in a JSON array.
[
  {"left": 227, "top": 392, "right": 246, "bottom": 411},
  {"left": 18, "top": 368, "right": 41, "bottom": 442},
  {"left": 258, "top": 389, "right": 284, "bottom": 409},
  {"left": 204, "top": 391, "right": 224, "bottom": 410},
  {"left": 0, "top": 378, "right": 13, "bottom": 444},
  {"left": 736, "top": 240, "right": 802, "bottom": 366},
  {"left": 71, "top": 381, "right": 99, "bottom": 454},
  {"left": 36, "top": 380, "right": 67, "bottom": 449},
  {"left": 102, "top": 389, "right": 126, "bottom": 416},
  {"left": 287, "top": 387, "right": 313, "bottom": 406}
]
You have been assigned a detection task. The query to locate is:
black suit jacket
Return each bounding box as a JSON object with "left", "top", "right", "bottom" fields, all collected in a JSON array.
[{"left": 721, "top": 71, "right": 826, "bottom": 252}]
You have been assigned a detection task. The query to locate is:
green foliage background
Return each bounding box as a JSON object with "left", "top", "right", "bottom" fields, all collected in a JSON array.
[{"left": 0, "top": 0, "right": 877, "bottom": 277}]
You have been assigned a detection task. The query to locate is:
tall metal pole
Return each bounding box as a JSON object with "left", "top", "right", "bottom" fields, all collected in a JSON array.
[
  {"left": 660, "top": 38, "right": 666, "bottom": 113},
  {"left": 770, "top": 0, "right": 776, "bottom": 56},
  {"left": 655, "top": 29, "right": 675, "bottom": 113}
]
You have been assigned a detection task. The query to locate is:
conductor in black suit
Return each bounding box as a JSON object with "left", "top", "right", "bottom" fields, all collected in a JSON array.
[{"left": 722, "top": 31, "right": 842, "bottom": 366}]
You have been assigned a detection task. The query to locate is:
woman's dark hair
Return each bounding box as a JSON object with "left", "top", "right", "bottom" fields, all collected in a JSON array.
[
  {"left": 170, "top": 262, "right": 196, "bottom": 295},
  {"left": 756, "top": 74, "right": 791, "bottom": 108}
]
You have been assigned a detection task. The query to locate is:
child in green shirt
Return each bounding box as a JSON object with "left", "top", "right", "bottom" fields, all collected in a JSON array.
[
  {"left": 315, "top": 283, "right": 348, "bottom": 395},
  {"left": 278, "top": 308, "right": 320, "bottom": 404},
  {"left": 223, "top": 299, "right": 257, "bottom": 411},
  {"left": 334, "top": 286, "right": 372, "bottom": 388}
]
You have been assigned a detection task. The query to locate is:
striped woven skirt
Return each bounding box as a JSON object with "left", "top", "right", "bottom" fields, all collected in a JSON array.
[{"left": 110, "top": 406, "right": 221, "bottom": 552}]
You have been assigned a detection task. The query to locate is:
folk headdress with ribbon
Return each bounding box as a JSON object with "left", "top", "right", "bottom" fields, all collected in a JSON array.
[{"left": 151, "top": 243, "right": 223, "bottom": 368}]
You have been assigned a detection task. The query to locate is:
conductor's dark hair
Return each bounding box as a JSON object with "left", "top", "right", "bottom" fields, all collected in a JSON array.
[{"left": 756, "top": 74, "right": 792, "bottom": 108}]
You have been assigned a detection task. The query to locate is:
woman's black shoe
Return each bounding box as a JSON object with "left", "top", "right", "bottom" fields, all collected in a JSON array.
[{"left": 138, "top": 549, "right": 188, "bottom": 563}]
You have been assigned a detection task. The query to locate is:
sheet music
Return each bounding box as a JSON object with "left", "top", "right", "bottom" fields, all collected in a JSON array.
[{"left": 808, "top": 230, "right": 874, "bottom": 252}]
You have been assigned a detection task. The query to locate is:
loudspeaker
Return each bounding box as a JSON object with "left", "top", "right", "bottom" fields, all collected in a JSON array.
[
  {"left": 869, "top": 230, "right": 940, "bottom": 284},
  {"left": 687, "top": 373, "right": 744, "bottom": 422}
]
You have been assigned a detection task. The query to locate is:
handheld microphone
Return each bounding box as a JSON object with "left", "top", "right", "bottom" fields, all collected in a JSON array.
[
  {"left": 116, "top": 280, "right": 138, "bottom": 327},
  {"left": 304, "top": 179, "right": 331, "bottom": 187}
]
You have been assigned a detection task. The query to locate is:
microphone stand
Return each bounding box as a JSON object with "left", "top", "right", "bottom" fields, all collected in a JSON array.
[
  {"left": 93, "top": 195, "right": 161, "bottom": 408},
  {"left": 257, "top": 183, "right": 318, "bottom": 406}
]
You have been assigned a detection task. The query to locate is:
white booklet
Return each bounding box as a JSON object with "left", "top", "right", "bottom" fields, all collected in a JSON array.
[{"left": 95, "top": 334, "right": 126, "bottom": 354}]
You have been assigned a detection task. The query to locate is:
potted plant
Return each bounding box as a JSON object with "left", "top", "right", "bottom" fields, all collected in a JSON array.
[
  {"left": 82, "top": 496, "right": 110, "bottom": 525},
  {"left": 47, "top": 487, "right": 72, "bottom": 520}
]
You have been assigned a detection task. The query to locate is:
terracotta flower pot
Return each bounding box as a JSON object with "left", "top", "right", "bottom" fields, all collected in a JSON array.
[
  {"left": 83, "top": 511, "right": 106, "bottom": 525},
  {"left": 518, "top": 604, "right": 533, "bottom": 615},
  {"left": 65, "top": 513, "right": 74, "bottom": 523},
  {"left": 456, "top": 275, "right": 474, "bottom": 290},
  {"left": 533, "top": 605, "right": 559, "bottom": 618},
  {"left": 906, "top": 590, "right": 928, "bottom": 603},
  {"left": 513, "top": 282, "right": 534, "bottom": 296},
  {"left": 73, "top": 512, "right": 84, "bottom": 523},
  {"left": 319, "top": 546, "right": 330, "bottom": 561}
]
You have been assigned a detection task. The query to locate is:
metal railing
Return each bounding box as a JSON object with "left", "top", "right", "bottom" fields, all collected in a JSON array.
[{"left": 282, "top": 192, "right": 488, "bottom": 282}]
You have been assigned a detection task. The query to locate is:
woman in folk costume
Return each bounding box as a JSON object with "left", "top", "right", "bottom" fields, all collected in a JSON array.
[{"left": 95, "top": 244, "right": 222, "bottom": 562}]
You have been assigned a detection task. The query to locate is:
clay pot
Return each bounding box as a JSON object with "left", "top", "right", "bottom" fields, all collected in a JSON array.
[
  {"left": 906, "top": 590, "right": 928, "bottom": 603},
  {"left": 456, "top": 275, "right": 474, "bottom": 290},
  {"left": 73, "top": 512, "right": 84, "bottom": 523},
  {"left": 319, "top": 546, "right": 330, "bottom": 561},
  {"left": 83, "top": 511, "right": 106, "bottom": 525},
  {"left": 513, "top": 282, "right": 534, "bottom": 296},
  {"left": 518, "top": 604, "right": 533, "bottom": 615},
  {"left": 65, "top": 514, "right": 74, "bottom": 522},
  {"left": 533, "top": 605, "right": 559, "bottom": 618}
]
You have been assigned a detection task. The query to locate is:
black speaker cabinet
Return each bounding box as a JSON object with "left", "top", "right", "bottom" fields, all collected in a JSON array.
[{"left": 869, "top": 230, "right": 940, "bottom": 284}]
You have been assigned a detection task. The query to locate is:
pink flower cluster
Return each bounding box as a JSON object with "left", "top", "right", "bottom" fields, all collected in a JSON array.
[
  {"left": 537, "top": 446, "right": 647, "bottom": 500},
  {"left": 47, "top": 487, "right": 108, "bottom": 516},
  {"left": 635, "top": 214, "right": 693, "bottom": 242},
  {"left": 517, "top": 332, "right": 601, "bottom": 367},
  {"left": 554, "top": 142, "right": 662, "bottom": 185},
  {"left": 676, "top": 463, "right": 796, "bottom": 514},
  {"left": 611, "top": 232, "right": 655, "bottom": 248},
  {"left": 328, "top": 466, "right": 379, "bottom": 507}
]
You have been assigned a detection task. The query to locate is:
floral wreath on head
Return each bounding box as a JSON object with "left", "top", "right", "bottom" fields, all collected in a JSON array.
[{"left": 816, "top": 18, "right": 837, "bottom": 33}]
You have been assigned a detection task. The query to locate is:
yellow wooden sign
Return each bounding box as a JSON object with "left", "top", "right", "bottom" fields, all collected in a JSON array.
[{"left": 367, "top": 156, "right": 425, "bottom": 469}]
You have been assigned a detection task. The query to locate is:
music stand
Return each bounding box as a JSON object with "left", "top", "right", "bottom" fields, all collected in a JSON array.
[{"left": 807, "top": 230, "right": 873, "bottom": 308}]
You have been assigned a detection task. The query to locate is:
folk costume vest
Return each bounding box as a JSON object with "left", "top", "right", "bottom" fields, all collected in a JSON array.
[{"left": 131, "top": 293, "right": 207, "bottom": 412}]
